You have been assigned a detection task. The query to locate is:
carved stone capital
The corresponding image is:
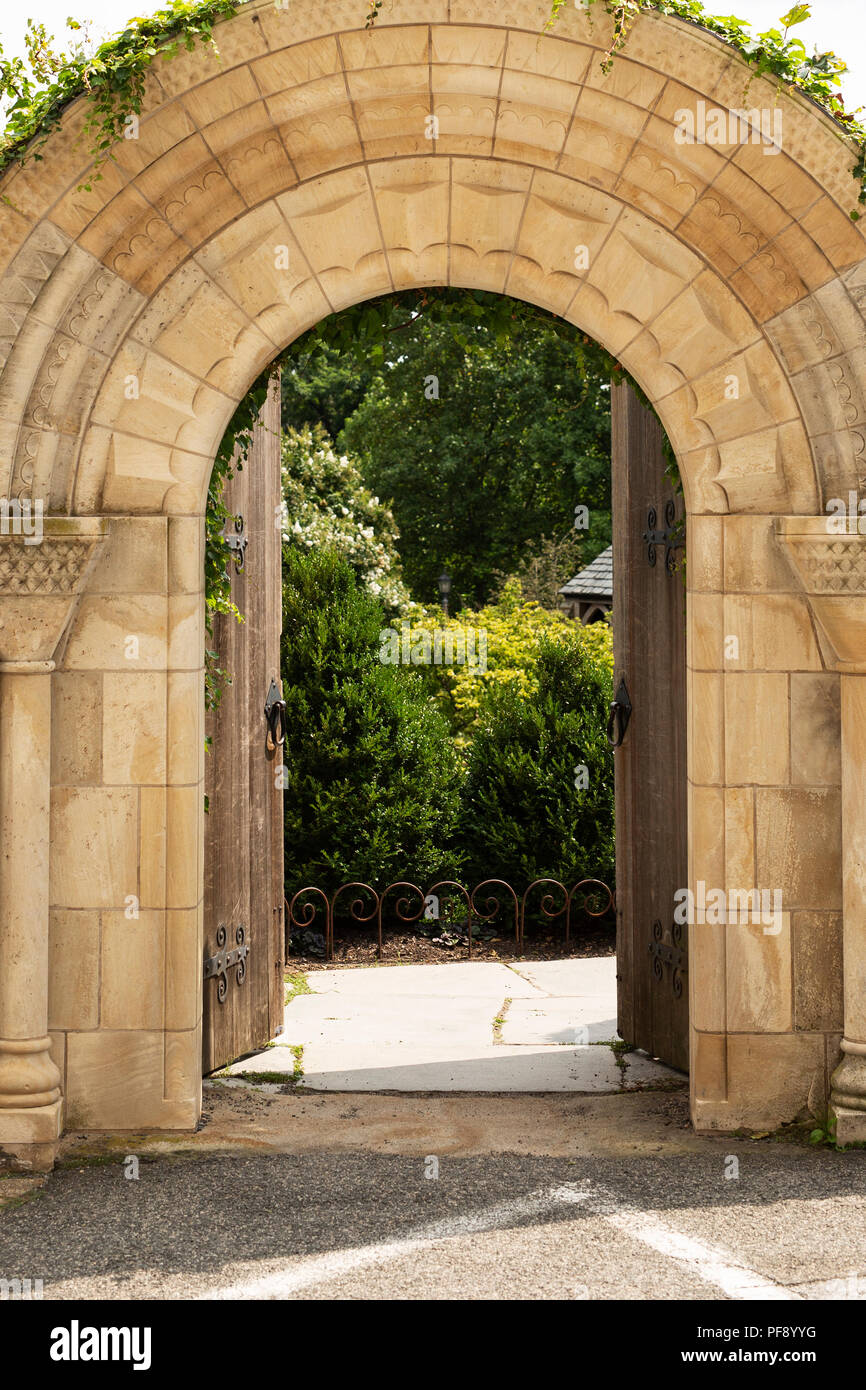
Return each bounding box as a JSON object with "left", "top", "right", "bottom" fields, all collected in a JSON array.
[
  {"left": 775, "top": 517, "right": 866, "bottom": 672},
  {"left": 0, "top": 518, "right": 108, "bottom": 663}
]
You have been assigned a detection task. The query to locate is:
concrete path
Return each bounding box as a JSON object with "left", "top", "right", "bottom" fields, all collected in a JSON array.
[{"left": 226, "top": 957, "right": 679, "bottom": 1092}]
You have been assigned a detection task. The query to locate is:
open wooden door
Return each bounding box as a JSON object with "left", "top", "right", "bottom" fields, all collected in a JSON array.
[
  {"left": 612, "top": 381, "right": 689, "bottom": 1072},
  {"left": 202, "top": 377, "right": 285, "bottom": 1073}
]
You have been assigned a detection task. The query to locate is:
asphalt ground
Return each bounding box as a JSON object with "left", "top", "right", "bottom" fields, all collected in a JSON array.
[{"left": 2, "top": 1144, "right": 865, "bottom": 1303}]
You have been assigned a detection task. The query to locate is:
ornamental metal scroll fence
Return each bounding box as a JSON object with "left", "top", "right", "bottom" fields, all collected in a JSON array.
[{"left": 285, "top": 877, "right": 615, "bottom": 962}]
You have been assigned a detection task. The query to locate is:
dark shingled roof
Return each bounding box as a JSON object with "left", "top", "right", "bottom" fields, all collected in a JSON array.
[{"left": 559, "top": 545, "right": 613, "bottom": 599}]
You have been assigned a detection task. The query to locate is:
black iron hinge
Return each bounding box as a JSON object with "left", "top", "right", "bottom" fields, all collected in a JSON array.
[
  {"left": 204, "top": 924, "right": 248, "bottom": 1004},
  {"left": 649, "top": 920, "right": 688, "bottom": 999},
  {"left": 224, "top": 514, "right": 248, "bottom": 572},
  {"left": 643, "top": 501, "right": 685, "bottom": 574}
]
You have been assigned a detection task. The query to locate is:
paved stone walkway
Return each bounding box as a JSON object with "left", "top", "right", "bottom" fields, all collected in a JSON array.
[{"left": 227, "top": 957, "right": 679, "bottom": 1092}]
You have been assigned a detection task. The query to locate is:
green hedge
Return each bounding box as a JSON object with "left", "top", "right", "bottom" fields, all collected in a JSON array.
[
  {"left": 281, "top": 547, "right": 463, "bottom": 893},
  {"left": 281, "top": 552, "right": 615, "bottom": 898},
  {"left": 455, "top": 635, "right": 615, "bottom": 887}
]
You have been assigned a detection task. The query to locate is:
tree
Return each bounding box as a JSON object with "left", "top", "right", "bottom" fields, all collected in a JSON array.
[
  {"left": 281, "top": 547, "right": 463, "bottom": 893},
  {"left": 339, "top": 309, "right": 611, "bottom": 605},
  {"left": 492, "top": 532, "right": 585, "bottom": 611},
  {"left": 282, "top": 342, "right": 374, "bottom": 440},
  {"left": 456, "top": 634, "right": 614, "bottom": 887}
]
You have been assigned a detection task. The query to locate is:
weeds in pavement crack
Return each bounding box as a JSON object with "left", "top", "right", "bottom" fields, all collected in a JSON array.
[{"left": 492, "top": 998, "right": 512, "bottom": 1043}]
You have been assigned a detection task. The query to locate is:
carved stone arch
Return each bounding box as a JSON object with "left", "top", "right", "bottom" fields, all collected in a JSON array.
[{"left": 1, "top": 0, "right": 865, "bottom": 1165}]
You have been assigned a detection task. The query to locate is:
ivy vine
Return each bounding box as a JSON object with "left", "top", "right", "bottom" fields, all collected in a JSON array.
[{"left": 0, "top": 2, "right": 239, "bottom": 189}]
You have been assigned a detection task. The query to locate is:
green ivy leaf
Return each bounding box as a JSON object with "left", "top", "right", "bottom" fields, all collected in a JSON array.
[{"left": 780, "top": 4, "right": 811, "bottom": 29}]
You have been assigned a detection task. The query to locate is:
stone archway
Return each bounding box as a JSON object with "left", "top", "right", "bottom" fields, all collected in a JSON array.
[{"left": 1, "top": 0, "right": 865, "bottom": 1167}]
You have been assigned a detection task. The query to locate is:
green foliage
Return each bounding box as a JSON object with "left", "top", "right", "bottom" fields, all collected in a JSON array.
[
  {"left": 204, "top": 370, "right": 282, "bottom": 708},
  {"left": 411, "top": 581, "right": 613, "bottom": 750},
  {"left": 493, "top": 532, "right": 586, "bottom": 612},
  {"left": 204, "top": 457, "right": 243, "bottom": 712},
  {"left": 339, "top": 303, "right": 612, "bottom": 605},
  {"left": 0, "top": 1, "right": 239, "bottom": 184},
  {"left": 809, "top": 1117, "right": 837, "bottom": 1146},
  {"left": 282, "top": 343, "right": 376, "bottom": 441},
  {"left": 207, "top": 369, "right": 275, "bottom": 625},
  {"left": 280, "top": 547, "right": 463, "bottom": 892},
  {"left": 455, "top": 635, "right": 615, "bottom": 886},
  {"left": 280, "top": 425, "right": 409, "bottom": 614},
  {"left": 278, "top": 288, "right": 681, "bottom": 525},
  {"left": 294, "top": 287, "right": 598, "bottom": 372}
]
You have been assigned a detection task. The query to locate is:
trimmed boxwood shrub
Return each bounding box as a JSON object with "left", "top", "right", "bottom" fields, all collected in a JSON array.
[
  {"left": 455, "top": 634, "right": 614, "bottom": 888},
  {"left": 281, "top": 547, "right": 463, "bottom": 893}
]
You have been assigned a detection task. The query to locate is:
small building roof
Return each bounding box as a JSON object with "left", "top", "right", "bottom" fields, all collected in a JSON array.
[{"left": 559, "top": 545, "right": 613, "bottom": 599}]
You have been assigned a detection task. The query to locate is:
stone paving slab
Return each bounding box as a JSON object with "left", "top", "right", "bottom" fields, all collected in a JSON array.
[
  {"left": 228, "top": 1046, "right": 299, "bottom": 1076},
  {"left": 501, "top": 997, "right": 619, "bottom": 1045},
  {"left": 304, "top": 961, "right": 541, "bottom": 999},
  {"left": 225, "top": 955, "right": 680, "bottom": 1093},
  {"left": 294, "top": 1041, "right": 627, "bottom": 1092},
  {"left": 279, "top": 995, "right": 501, "bottom": 1049},
  {"left": 623, "top": 1050, "right": 687, "bottom": 1086},
  {"left": 507, "top": 957, "right": 617, "bottom": 997}
]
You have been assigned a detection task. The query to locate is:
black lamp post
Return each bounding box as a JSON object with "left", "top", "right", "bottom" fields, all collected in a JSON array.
[{"left": 437, "top": 570, "right": 452, "bottom": 617}]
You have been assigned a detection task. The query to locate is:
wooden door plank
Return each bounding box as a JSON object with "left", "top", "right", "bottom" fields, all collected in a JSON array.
[
  {"left": 203, "top": 454, "right": 252, "bottom": 1072},
  {"left": 203, "top": 382, "right": 283, "bottom": 1072},
  {"left": 245, "top": 376, "right": 284, "bottom": 1047},
  {"left": 612, "top": 381, "right": 689, "bottom": 1070}
]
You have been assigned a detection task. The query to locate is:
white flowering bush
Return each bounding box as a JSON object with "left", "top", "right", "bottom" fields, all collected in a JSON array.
[{"left": 280, "top": 425, "right": 410, "bottom": 616}]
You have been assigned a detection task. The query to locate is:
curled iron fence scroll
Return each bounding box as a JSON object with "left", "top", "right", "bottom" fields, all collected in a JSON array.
[{"left": 286, "top": 877, "right": 615, "bottom": 961}]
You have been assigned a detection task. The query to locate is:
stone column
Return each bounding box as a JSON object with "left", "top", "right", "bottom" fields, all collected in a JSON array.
[
  {"left": 776, "top": 518, "right": 866, "bottom": 1143},
  {"left": 0, "top": 518, "right": 107, "bottom": 1170}
]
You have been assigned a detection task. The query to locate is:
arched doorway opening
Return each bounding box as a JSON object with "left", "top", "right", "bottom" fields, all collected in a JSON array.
[{"left": 199, "top": 302, "right": 691, "bottom": 1081}]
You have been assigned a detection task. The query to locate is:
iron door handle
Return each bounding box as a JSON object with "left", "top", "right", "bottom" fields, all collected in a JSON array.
[
  {"left": 266, "top": 701, "right": 287, "bottom": 750},
  {"left": 607, "top": 677, "right": 632, "bottom": 749},
  {"left": 264, "top": 677, "right": 287, "bottom": 752}
]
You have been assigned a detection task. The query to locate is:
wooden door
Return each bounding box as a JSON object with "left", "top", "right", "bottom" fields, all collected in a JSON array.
[
  {"left": 612, "top": 381, "right": 689, "bottom": 1072},
  {"left": 202, "top": 378, "right": 284, "bottom": 1073}
]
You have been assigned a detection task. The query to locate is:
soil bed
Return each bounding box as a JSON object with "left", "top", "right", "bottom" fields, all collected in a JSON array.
[{"left": 290, "top": 918, "right": 615, "bottom": 970}]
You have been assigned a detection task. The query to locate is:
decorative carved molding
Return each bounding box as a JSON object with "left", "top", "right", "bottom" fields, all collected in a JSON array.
[
  {"left": 776, "top": 517, "right": 866, "bottom": 670},
  {"left": 0, "top": 538, "right": 91, "bottom": 595},
  {"left": 780, "top": 535, "right": 866, "bottom": 595},
  {"left": 0, "top": 520, "right": 107, "bottom": 596},
  {"left": 0, "top": 223, "right": 70, "bottom": 375}
]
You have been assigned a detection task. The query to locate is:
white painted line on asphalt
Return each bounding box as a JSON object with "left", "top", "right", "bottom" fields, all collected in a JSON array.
[
  {"left": 205, "top": 1184, "right": 592, "bottom": 1300},
  {"left": 601, "top": 1209, "right": 801, "bottom": 1301},
  {"left": 785, "top": 1274, "right": 866, "bottom": 1300},
  {"left": 205, "top": 1180, "right": 799, "bottom": 1301}
]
